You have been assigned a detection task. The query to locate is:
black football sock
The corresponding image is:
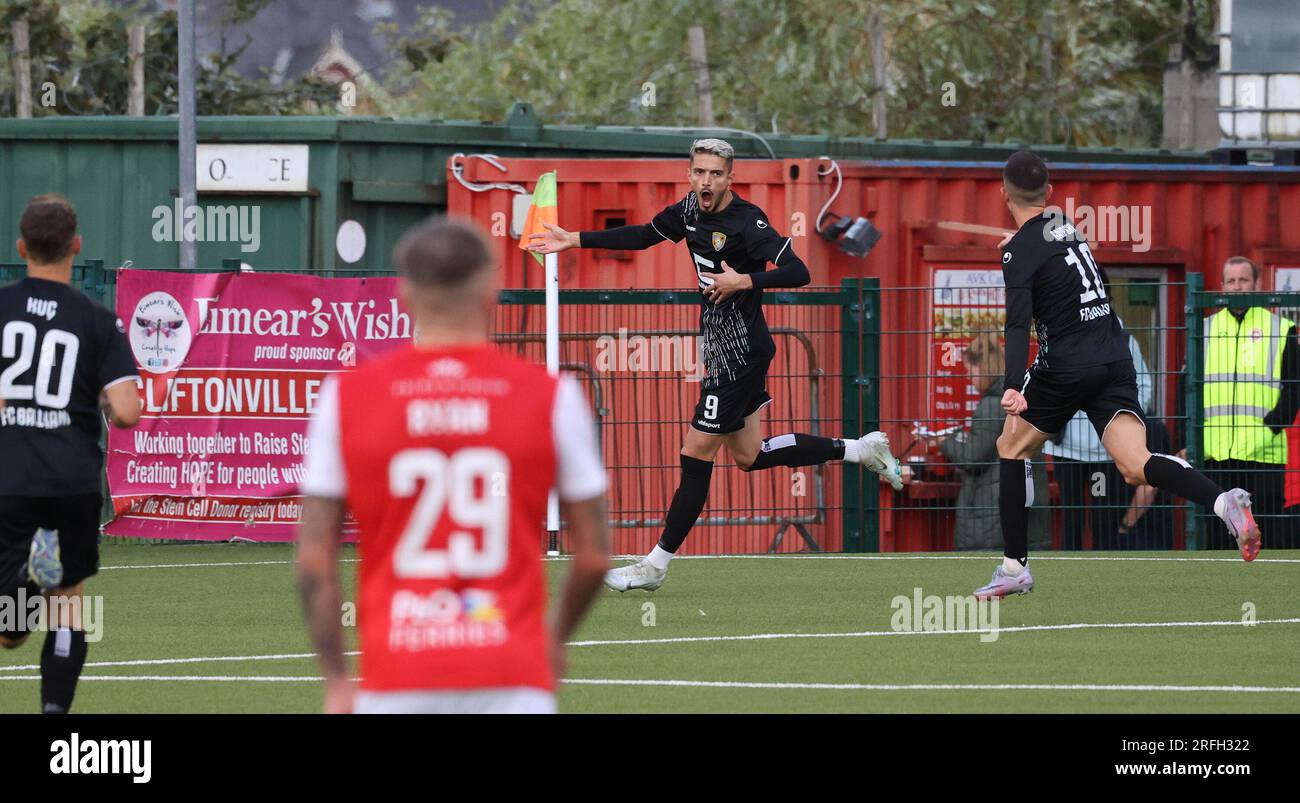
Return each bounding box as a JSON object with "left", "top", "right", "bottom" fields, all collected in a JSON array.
[
  {"left": 656, "top": 455, "right": 714, "bottom": 553},
  {"left": 1143, "top": 453, "right": 1223, "bottom": 509},
  {"left": 41, "top": 627, "right": 87, "bottom": 714},
  {"left": 999, "top": 458, "right": 1033, "bottom": 565},
  {"left": 745, "top": 434, "right": 845, "bottom": 471}
]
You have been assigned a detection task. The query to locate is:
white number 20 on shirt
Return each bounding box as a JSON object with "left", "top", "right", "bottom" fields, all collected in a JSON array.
[{"left": 389, "top": 447, "right": 509, "bottom": 579}]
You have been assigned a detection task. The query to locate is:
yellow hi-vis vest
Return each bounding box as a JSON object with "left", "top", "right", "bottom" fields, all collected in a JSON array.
[{"left": 1203, "top": 307, "right": 1294, "bottom": 463}]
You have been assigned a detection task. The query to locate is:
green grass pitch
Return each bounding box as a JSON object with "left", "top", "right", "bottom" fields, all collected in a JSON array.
[{"left": 2, "top": 543, "right": 1297, "bottom": 713}]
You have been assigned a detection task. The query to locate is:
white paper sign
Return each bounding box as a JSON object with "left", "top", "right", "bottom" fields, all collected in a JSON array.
[
  {"left": 197, "top": 144, "right": 310, "bottom": 193},
  {"left": 1275, "top": 267, "right": 1300, "bottom": 292}
]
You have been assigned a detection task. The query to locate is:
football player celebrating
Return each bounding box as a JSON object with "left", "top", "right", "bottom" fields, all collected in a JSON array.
[{"left": 529, "top": 138, "right": 902, "bottom": 592}]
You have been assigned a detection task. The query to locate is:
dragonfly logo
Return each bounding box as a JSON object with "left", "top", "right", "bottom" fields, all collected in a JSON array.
[{"left": 129, "top": 291, "right": 193, "bottom": 373}]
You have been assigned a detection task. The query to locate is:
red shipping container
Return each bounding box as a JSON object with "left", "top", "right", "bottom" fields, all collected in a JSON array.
[{"left": 450, "top": 156, "right": 1300, "bottom": 552}]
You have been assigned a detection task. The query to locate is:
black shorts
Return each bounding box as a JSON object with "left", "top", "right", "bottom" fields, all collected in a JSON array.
[
  {"left": 0, "top": 494, "right": 102, "bottom": 594},
  {"left": 1020, "top": 360, "right": 1146, "bottom": 439},
  {"left": 691, "top": 359, "right": 773, "bottom": 434}
]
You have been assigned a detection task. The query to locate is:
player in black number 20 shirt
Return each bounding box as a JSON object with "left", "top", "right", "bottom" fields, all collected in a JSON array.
[
  {"left": 0, "top": 195, "right": 141, "bottom": 713},
  {"left": 976, "top": 152, "right": 1261, "bottom": 600},
  {"left": 529, "top": 139, "right": 902, "bottom": 591}
]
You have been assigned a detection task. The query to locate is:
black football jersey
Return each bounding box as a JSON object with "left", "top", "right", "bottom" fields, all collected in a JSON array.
[
  {"left": 1001, "top": 212, "right": 1131, "bottom": 391},
  {"left": 650, "top": 192, "right": 792, "bottom": 387},
  {"left": 0, "top": 277, "right": 138, "bottom": 496}
]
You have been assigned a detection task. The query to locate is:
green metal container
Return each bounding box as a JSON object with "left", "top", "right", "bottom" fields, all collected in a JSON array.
[{"left": 0, "top": 107, "right": 1208, "bottom": 274}]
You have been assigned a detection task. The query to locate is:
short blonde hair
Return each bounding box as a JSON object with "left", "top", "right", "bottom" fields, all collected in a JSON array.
[
  {"left": 689, "top": 138, "right": 734, "bottom": 167},
  {"left": 963, "top": 333, "right": 1005, "bottom": 381}
]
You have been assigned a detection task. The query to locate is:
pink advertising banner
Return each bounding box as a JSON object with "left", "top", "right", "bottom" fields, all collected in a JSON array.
[{"left": 106, "top": 270, "right": 408, "bottom": 541}]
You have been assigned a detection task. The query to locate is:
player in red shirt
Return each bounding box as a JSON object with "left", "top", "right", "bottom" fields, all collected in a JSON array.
[{"left": 297, "top": 218, "right": 610, "bottom": 714}]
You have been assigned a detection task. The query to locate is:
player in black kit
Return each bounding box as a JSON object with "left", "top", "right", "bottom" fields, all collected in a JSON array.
[
  {"left": 0, "top": 195, "right": 141, "bottom": 711},
  {"left": 977, "top": 152, "right": 1261, "bottom": 599},
  {"left": 528, "top": 139, "right": 902, "bottom": 591}
]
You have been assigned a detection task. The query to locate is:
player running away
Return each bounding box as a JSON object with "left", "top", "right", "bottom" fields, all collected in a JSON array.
[
  {"left": 529, "top": 138, "right": 902, "bottom": 592},
  {"left": 0, "top": 195, "right": 142, "bottom": 712},
  {"left": 978, "top": 151, "right": 1261, "bottom": 600},
  {"left": 298, "top": 218, "right": 610, "bottom": 714}
]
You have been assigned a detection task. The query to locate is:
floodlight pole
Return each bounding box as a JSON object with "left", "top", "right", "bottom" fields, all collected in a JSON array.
[{"left": 179, "top": 0, "right": 197, "bottom": 271}]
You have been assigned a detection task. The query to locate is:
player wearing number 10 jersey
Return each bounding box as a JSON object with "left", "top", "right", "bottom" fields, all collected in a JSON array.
[
  {"left": 977, "top": 151, "right": 1260, "bottom": 600},
  {"left": 298, "top": 218, "right": 610, "bottom": 714}
]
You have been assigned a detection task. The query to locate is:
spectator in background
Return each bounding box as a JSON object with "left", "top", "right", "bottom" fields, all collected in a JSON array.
[
  {"left": 1044, "top": 322, "right": 1152, "bottom": 549},
  {"left": 1202, "top": 257, "right": 1300, "bottom": 549},
  {"left": 936, "top": 333, "right": 1049, "bottom": 551}
]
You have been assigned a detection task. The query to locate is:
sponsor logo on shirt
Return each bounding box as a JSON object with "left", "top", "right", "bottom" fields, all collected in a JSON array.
[
  {"left": 1003, "top": 252, "right": 1012, "bottom": 264},
  {"left": 388, "top": 588, "right": 508, "bottom": 652}
]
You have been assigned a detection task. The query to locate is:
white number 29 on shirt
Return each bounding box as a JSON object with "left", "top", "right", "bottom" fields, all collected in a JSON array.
[{"left": 389, "top": 447, "right": 509, "bottom": 579}]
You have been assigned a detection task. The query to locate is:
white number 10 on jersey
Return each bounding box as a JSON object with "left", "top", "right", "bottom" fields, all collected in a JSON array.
[
  {"left": 389, "top": 447, "right": 509, "bottom": 579},
  {"left": 1065, "top": 242, "right": 1106, "bottom": 305}
]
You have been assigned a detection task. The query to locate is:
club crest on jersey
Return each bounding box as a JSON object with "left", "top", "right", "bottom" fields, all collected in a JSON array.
[
  {"left": 426, "top": 357, "right": 467, "bottom": 378},
  {"left": 129, "top": 291, "right": 192, "bottom": 374},
  {"left": 712, "top": 231, "right": 727, "bottom": 251}
]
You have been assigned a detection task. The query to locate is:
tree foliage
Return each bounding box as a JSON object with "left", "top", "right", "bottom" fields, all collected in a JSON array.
[
  {"left": 0, "top": 0, "right": 338, "bottom": 117},
  {"left": 386, "top": 0, "right": 1215, "bottom": 147},
  {"left": 0, "top": 0, "right": 1218, "bottom": 147}
]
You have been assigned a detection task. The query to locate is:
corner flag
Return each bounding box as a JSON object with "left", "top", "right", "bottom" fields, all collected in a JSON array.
[{"left": 518, "top": 171, "right": 558, "bottom": 266}]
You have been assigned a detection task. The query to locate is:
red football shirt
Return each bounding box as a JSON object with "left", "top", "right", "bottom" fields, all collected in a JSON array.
[{"left": 301, "top": 344, "right": 606, "bottom": 693}]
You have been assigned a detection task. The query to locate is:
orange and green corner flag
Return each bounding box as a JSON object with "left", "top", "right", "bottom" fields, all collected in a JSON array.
[{"left": 518, "top": 171, "right": 558, "bottom": 266}]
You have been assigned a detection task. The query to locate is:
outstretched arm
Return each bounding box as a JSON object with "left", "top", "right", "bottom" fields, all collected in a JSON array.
[
  {"left": 528, "top": 222, "right": 668, "bottom": 253},
  {"left": 529, "top": 204, "right": 686, "bottom": 255}
]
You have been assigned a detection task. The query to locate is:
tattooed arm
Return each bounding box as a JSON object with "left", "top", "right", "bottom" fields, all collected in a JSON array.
[
  {"left": 296, "top": 495, "right": 352, "bottom": 714},
  {"left": 549, "top": 494, "right": 611, "bottom": 679}
]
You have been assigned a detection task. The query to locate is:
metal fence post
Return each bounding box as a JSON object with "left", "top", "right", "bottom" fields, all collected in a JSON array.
[
  {"left": 1184, "top": 272, "right": 1204, "bottom": 550},
  {"left": 842, "top": 276, "right": 863, "bottom": 550},
  {"left": 861, "top": 277, "right": 881, "bottom": 551}
]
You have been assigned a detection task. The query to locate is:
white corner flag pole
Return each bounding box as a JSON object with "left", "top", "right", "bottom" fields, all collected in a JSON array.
[{"left": 545, "top": 247, "right": 561, "bottom": 555}]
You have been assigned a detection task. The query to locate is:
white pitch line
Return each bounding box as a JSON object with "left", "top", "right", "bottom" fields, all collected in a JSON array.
[
  {"left": 566, "top": 617, "right": 1300, "bottom": 647},
  {"left": 561, "top": 679, "right": 1300, "bottom": 694},
  {"left": 0, "top": 676, "right": 1295, "bottom": 694},
  {"left": 0, "top": 650, "right": 360, "bottom": 673},
  {"left": 0, "top": 675, "right": 322, "bottom": 682},
  {"left": 92, "top": 553, "right": 1300, "bottom": 571},
  {"left": 605, "top": 554, "right": 1300, "bottom": 564},
  {"left": 99, "top": 559, "right": 360, "bottom": 571},
  {"left": 3, "top": 618, "right": 1295, "bottom": 674}
]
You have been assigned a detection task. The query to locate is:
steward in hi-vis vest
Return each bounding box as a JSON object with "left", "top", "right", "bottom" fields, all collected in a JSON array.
[
  {"left": 1203, "top": 306, "right": 1294, "bottom": 464},
  {"left": 1199, "top": 255, "right": 1300, "bottom": 551}
]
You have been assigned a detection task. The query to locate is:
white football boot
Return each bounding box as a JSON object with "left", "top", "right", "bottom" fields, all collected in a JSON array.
[
  {"left": 855, "top": 432, "right": 903, "bottom": 490},
  {"left": 603, "top": 558, "right": 667, "bottom": 592}
]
